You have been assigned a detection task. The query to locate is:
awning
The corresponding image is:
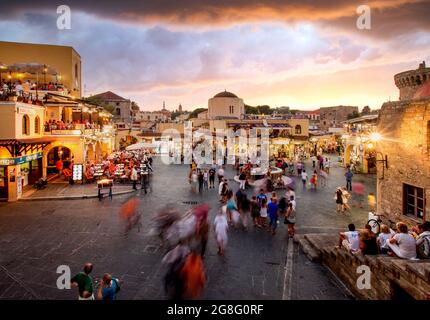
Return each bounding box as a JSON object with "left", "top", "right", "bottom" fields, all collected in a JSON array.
[{"left": 0, "top": 138, "right": 55, "bottom": 157}]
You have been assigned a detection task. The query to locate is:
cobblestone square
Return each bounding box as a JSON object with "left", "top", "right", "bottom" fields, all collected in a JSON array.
[{"left": 0, "top": 156, "right": 375, "bottom": 300}]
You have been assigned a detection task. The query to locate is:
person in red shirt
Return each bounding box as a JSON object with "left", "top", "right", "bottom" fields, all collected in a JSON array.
[{"left": 56, "top": 159, "right": 63, "bottom": 174}]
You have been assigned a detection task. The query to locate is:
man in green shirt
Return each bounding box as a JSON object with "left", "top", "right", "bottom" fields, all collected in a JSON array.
[{"left": 71, "top": 263, "right": 94, "bottom": 300}]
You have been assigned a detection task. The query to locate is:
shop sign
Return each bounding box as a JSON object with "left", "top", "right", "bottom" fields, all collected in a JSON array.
[
  {"left": 17, "top": 106, "right": 37, "bottom": 115},
  {"left": 0, "top": 152, "right": 43, "bottom": 166},
  {"left": 271, "top": 139, "right": 290, "bottom": 145},
  {"left": 51, "top": 129, "right": 82, "bottom": 135},
  {"left": 72, "top": 164, "right": 83, "bottom": 181}
]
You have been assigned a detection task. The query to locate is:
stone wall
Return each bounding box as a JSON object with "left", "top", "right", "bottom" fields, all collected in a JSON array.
[
  {"left": 297, "top": 234, "right": 430, "bottom": 300},
  {"left": 376, "top": 99, "right": 430, "bottom": 225},
  {"left": 394, "top": 62, "right": 430, "bottom": 100},
  {"left": 319, "top": 106, "right": 359, "bottom": 131}
]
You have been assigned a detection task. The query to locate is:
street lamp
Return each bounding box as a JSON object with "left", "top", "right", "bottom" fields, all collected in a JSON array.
[
  {"left": 367, "top": 133, "right": 388, "bottom": 179},
  {"left": 43, "top": 65, "right": 48, "bottom": 87},
  {"left": 0, "top": 64, "right": 7, "bottom": 83}
]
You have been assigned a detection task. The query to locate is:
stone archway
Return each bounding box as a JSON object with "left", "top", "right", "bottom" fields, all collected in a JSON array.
[
  {"left": 344, "top": 144, "right": 354, "bottom": 167},
  {"left": 45, "top": 146, "right": 73, "bottom": 175}
]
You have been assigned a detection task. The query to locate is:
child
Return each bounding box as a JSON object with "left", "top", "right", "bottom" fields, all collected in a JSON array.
[
  {"left": 310, "top": 170, "right": 318, "bottom": 189},
  {"left": 259, "top": 198, "right": 268, "bottom": 227},
  {"left": 368, "top": 193, "right": 376, "bottom": 213},
  {"left": 214, "top": 209, "right": 228, "bottom": 256},
  {"left": 301, "top": 169, "right": 308, "bottom": 189}
]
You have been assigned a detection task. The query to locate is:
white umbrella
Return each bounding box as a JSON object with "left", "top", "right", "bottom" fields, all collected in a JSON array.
[
  {"left": 126, "top": 142, "right": 156, "bottom": 151},
  {"left": 281, "top": 176, "right": 293, "bottom": 185}
]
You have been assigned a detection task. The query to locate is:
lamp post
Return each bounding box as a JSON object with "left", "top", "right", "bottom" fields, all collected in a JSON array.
[
  {"left": 367, "top": 132, "right": 388, "bottom": 179},
  {"left": 43, "top": 65, "right": 47, "bottom": 87},
  {"left": 0, "top": 65, "right": 7, "bottom": 84}
]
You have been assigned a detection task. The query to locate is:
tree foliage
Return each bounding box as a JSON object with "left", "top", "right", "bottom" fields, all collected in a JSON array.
[
  {"left": 189, "top": 108, "right": 207, "bottom": 119},
  {"left": 245, "top": 104, "right": 273, "bottom": 115},
  {"left": 347, "top": 111, "right": 360, "bottom": 119},
  {"left": 83, "top": 96, "right": 115, "bottom": 114}
]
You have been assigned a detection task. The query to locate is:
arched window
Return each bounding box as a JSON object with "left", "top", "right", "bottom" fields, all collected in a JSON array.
[
  {"left": 22, "top": 115, "right": 30, "bottom": 135},
  {"left": 34, "top": 116, "right": 40, "bottom": 134},
  {"left": 295, "top": 124, "right": 302, "bottom": 135}
]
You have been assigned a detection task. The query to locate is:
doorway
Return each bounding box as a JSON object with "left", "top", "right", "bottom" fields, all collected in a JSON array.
[
  {"left": 47, "top": 146, "right": 72, "bottom": 175},
  {"left": 0, "top": 166, "right": 8, "bottom": 200}
]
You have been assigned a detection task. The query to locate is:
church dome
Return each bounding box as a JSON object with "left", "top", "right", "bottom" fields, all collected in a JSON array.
[{"left": 213, "top": 90, "right": 238, "bottom": 98}]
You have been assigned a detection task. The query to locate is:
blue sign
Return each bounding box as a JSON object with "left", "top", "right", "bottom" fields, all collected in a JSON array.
[{"left": 0, "top": 152, "right": 43, "bottom": 166}]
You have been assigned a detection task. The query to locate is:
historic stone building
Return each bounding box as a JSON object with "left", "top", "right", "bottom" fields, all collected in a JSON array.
[
  {"left": 377, "top": 75, "right": 430, "bottom": 225},
  {"left": 394, "top": 61, "right": 430, "bottom": 101},
  {"left": 319, "top": 105, "right": 359, "bottom": 131},
  {"left": 91, "top": 91, "right": 133, "bottom": 124},
  {"left": 208, "top": 90, "right": 245, "bottom": 120}
]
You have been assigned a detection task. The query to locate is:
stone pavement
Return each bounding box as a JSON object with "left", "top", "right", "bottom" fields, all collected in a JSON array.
[
  {"left": 21, "top": 180, "right": 136, "bottom": 200},
  {"left": 0, "top": 155, "right": 375, "bottom": 299}
]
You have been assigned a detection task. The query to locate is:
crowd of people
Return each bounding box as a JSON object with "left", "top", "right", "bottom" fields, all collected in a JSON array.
[
  {"left": 67, "top": 150, "right": 430, "bottom": 301},
  {"left": 85, "top": 151, "right": 153, "bottom": 187},
  {"left": 1, "top": 79, "right": 68, "bottom": 97},
  {"left": 44, "top": 119, "right": 101, "bottom": 132},
  {"left": 338, "top": 221, "right": 430, "bottom": 260}
]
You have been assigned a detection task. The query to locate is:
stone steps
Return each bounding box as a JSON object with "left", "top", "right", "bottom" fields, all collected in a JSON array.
[
  {"left": 294, "top": 234, "right": 321, "bottom": 262},
  {"left": 296, "top": 232, "right": 430, "bottom": 300}
]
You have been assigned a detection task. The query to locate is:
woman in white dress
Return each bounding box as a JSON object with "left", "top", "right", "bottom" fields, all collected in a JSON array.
[{"left": 214, "top": 209, "right": 228, "bottom": 256}]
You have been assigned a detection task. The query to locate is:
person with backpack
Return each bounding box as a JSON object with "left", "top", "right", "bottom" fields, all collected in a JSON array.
[
  {"left": 416, "top": 222, "right": 430, "bottom": 259},
  {"left": 208, "top": 167, "right": 216, "bottom": 188},
  {"left": 96, "top": 273, "right": 120, "bottom": 300}
]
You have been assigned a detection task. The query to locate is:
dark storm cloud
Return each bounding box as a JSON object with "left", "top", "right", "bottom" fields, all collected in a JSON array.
[
  {"left": 321, "top": 1, "right": 430, "bottom": 39},
  {"left": 1, "top": 0, "right": 428, "bottom": 30}
]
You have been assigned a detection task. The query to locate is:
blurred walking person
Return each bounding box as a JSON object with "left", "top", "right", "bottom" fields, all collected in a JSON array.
[
  {"left": 180, "top": 252, "right": 206, "bottom": 299},
  {"left": 120, "top": 198, "right": 140, "bottom": 234},
  {"left": 214, "top": 209, "right": 228, "bottom": 256}
]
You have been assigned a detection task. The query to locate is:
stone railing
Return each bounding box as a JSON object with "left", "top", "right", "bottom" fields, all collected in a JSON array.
[{"left": 296, "top": 233, "right": 430, "bottom": 300}]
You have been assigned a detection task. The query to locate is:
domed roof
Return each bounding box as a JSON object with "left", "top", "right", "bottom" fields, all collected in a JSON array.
[
  {"left": 213, "top": 90, "right": 238, "bottom": 98},
  {"left": 413, "top": 81, "right": 430, "bottom": 100}
]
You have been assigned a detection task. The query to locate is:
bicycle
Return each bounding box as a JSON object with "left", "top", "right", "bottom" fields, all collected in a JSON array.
[{"left": 367, "top": 212, "right": 397, "bottom": 234}]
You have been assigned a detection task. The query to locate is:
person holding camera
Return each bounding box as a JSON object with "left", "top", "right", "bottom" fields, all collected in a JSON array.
[{"left": 96, "top": 273, "right": 120, "bottom": 300}]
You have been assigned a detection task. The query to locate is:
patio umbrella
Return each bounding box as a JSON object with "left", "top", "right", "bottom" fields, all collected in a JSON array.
[
  {"left": 281, "top": 176, "right": 293, "bottom": 186},
  {"left": 126, "top": 142, "right": 157, "bottom": 151}
]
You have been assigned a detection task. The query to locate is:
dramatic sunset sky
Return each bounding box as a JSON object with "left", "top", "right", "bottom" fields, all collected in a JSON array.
[{"left": 1, "top": 0, "right": 429, "bottom": 111}]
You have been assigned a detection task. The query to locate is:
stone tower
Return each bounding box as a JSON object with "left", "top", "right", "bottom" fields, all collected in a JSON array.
[{"left": 394, "top": 61, "right": 430, "bottom": 100}]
